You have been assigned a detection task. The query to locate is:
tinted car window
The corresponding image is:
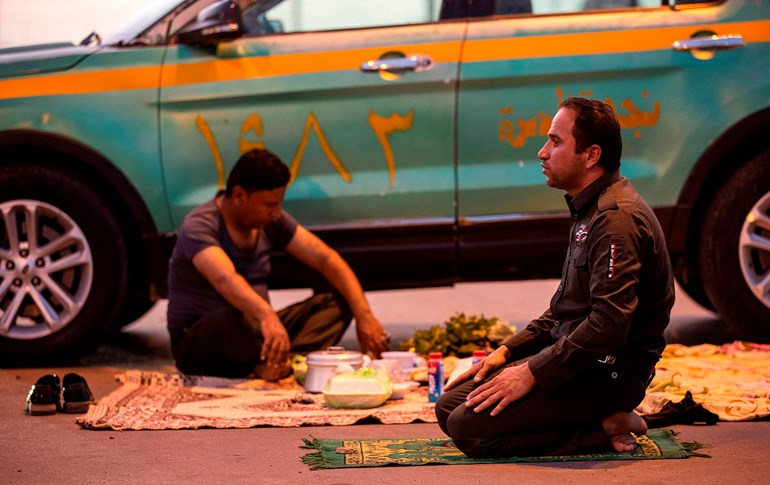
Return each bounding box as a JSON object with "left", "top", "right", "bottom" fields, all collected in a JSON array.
[{"left": 242, "top": 0, "right": 442, "bottom": 36}]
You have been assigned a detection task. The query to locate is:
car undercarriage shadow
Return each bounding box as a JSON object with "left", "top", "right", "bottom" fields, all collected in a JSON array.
[{"left": 664, "top": 315, "right": 740, "bottom": 346}]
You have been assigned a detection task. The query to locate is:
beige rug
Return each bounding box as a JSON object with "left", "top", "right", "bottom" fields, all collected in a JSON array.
[
  {"left": 78, "top": 370, "right": 437, "bottom": 430},
  {"left": 637, "top": 341, "right": 770, "bottom": 421}
]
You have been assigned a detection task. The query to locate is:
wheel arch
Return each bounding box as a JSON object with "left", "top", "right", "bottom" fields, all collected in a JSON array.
[
  {"left": 0, "top": 129, "right": 162, "bottom": 308},
  {"left": 0, "top": 129, "right": 158, "bottom": 235},
  {"left": 667, "top": 107, "right": 770, "bottom": 304}
]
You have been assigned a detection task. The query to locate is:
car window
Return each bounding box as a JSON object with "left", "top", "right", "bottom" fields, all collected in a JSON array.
[
  {"left": 241, "top": 0, "right": 443, "bottom": 36},
  {"left": 170, "top": 0, "right": 225, "bottom": 37},
  {"left": 105, "top": 0, "right": 188, "bottom": 46},
  {"left": 531, "top": 0, "right": 659, "bottom": 13},
  {"left": 138, "top": 0, "right": 222, "bottom": 45},
  {"left": 442, "top": 0, "right": 662, "bottom": 17}
]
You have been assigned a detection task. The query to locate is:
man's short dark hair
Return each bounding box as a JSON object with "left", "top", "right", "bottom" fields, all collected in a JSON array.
[
  {"left": 560, "top": 97, "right": 622, "bottom": 172},
  {"left": 225, "top": 148, "right": 291, "bottom": 196}
]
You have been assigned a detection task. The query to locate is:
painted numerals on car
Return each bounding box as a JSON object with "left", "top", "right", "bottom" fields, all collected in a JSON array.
[{"left": 196, "top": 109, "right": 415, "bottom": 189}]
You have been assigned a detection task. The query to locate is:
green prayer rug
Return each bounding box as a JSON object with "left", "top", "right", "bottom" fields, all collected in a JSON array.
[{"left": 301, "top": 429, "right": 705, "bottom": 469}]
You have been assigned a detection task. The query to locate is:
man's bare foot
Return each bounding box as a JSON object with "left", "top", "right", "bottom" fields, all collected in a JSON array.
[{"left": 602, "top": 411, "right": 647, "bottom": 452}]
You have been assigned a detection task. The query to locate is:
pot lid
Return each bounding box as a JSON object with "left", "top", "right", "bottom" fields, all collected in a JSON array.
[{"left": 306, "top": 346, "right": 363, "bottom": 365}]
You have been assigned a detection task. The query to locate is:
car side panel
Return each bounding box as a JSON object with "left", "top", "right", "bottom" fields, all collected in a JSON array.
[
  {"left": 158, "top": 23, "right": 465, "bottom": 228},
  {"left": 0, "top": 47, "right": 173, "bottom": 231}
]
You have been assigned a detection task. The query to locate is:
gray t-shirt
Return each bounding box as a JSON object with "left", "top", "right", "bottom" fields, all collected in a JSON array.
[{"left": 166, "top": 197, "right": 298, "bottom": 333}]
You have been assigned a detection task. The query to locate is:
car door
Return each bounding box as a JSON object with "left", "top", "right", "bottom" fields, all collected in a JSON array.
[
  {"left": 157, "top": 0, "right": 465, "bottom": 288},
  {"left": 455, "top": 0, "right": 763, "bottom": 280}
]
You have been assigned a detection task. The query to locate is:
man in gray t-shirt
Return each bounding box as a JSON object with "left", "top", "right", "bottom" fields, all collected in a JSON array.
[{"left": 167, "top": 149, "right": 389, "bottom": 380}]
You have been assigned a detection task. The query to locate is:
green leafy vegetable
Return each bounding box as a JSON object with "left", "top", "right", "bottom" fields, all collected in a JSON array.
[{"left": 399, "top": 312, "right": 515, "bottom": 357}]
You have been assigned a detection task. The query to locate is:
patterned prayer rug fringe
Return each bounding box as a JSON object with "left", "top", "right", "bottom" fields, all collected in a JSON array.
[
  {"left": 669, "top": 429, "right": 711, "bottom": 458},
  {"left": 300, "top": 437, "right": 326, "bottom": 469},
  {"left": 679, "top": 441, "right": 711, "bottom": 458}
]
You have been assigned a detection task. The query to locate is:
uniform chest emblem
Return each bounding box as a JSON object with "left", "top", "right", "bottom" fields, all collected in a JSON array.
[{"left": 575, "top": 224, "right": 589, "bottom": 243}]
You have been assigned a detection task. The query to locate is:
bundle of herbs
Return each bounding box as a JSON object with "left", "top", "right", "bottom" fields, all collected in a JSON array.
[{"left": 399, "top": 312, "right": 515, "bottom": 357}]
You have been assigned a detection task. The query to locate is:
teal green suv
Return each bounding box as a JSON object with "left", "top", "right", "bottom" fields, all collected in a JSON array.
[{"left": 1, "top": 0, "right": 769, "bottom": 363}]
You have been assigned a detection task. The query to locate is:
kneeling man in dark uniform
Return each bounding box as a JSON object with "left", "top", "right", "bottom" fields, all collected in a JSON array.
[{"left": 436, "top": 97, "right": 674, "bottom": 456}]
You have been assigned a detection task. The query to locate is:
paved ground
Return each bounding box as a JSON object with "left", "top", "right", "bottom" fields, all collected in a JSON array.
[{"left": 3, "top": 281, "right": 769, "bottom": 484}]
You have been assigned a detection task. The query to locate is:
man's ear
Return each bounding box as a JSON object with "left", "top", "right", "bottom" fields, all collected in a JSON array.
[
  {"left": 231, "top": 186, "right": 248, "bottom": 204},
  {"left": 584, "top": 145, "right": 602, "bottom": 170}
]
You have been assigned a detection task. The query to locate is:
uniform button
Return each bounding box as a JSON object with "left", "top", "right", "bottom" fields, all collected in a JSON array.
[{"left": 611, "top": 372, "right": 618, "bottom": 379}]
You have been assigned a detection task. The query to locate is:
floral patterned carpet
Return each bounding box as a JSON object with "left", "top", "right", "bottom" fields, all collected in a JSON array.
[{"left": 637, "top": 341, "right": 770, "bottom": 421}]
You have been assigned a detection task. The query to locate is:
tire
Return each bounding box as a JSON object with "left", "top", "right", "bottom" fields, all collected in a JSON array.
[
  {"left": 0, "top": 163, "right": 129, "bottom": 364},
  {"left": 112, "top": 298, "right": 155, "bottom": 330},
  {"left": 699, "top": 152, "right": 770, "bottom": 342}
]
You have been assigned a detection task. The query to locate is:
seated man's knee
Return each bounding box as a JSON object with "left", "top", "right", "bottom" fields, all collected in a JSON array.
[
  {"left": 452, "top": 437, "right": 498, "bottom": 459},
  {"left": 327, "top": 292, "right": 353, "bottom": 328},
  {"left": 446, "top": 417, "right": 502, "bottom": 458},
  {"left": 435, "top": 385, "right": 472, "bottom": 435},
  {"left": 434, "top": 392, "right": 453, "bottom": 434},
  {"left": 443, "top": 407, "right": 506, "bottom": 458},
  {"left": 445, "top": 408, "right": 477, "bottom": 441}
]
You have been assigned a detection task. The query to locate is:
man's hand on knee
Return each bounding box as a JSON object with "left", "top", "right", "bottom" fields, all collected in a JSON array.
[
  {"left": 445, "top": 346, "right": 510, "bottom": 392},
  {"left": 465, "top": 362, "right": 536, "bottom": 416}
]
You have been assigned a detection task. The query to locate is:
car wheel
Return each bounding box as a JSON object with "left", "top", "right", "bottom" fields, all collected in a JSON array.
[
  {"left": 699, "top": 152, "right": 770, "bottom": 342},
  {"left": 0, "top": 163, "right": 128, "bottom": 364}
]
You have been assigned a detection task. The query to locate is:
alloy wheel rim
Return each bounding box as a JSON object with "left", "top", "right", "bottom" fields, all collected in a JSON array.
[
  {"left": 0, "top": 200, "right": 93, "bottom": 339},
  {"left": 739, "top": 191, "right": 770, "bottom": 310}
]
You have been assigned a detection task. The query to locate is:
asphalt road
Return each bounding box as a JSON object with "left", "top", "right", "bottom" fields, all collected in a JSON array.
[{"left": 4, "top": 280, "right": 767, "bottom": 485}]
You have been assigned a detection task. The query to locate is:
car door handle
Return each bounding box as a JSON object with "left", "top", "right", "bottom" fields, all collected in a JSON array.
[
  {"left": 360, "top": 54, "right": 434, "bottom": 73},
  {"left": 672, "top": 34, "right": 746, "bottom": 51}
]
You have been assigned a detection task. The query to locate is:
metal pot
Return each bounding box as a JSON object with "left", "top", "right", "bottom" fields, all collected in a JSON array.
[{"left": 304, "top": 346, "right": 363, "bottom": 393}]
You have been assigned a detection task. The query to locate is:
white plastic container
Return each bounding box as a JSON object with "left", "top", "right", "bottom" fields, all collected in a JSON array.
[{"left": 303, "top": 347, "right": 363, "bottom": 393}]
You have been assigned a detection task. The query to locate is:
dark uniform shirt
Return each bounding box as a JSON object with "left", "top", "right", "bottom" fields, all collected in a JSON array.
[{"left": 503, "top": 170, "right": 675, "bottom": 390}]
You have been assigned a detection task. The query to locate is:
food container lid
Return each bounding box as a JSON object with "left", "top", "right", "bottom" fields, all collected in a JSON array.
[{"left": 306, "top": 346, "right": 363, "bottom": 366}]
